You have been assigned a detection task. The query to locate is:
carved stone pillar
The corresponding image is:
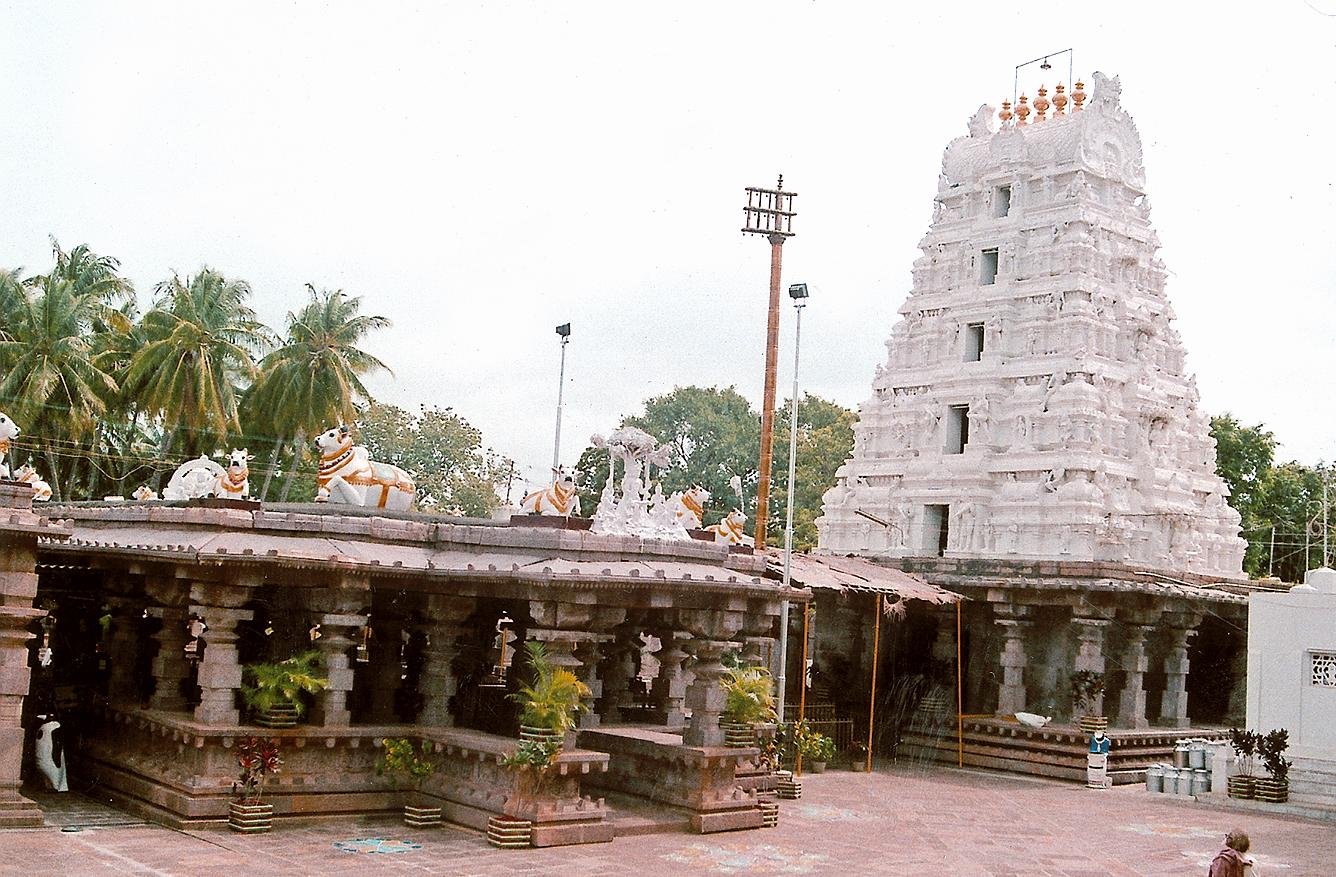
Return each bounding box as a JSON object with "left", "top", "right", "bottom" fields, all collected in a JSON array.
[
  {"left": 145, "top": 579, "right": 191, "bottom": 712},
  {"left": 1226, "top": 628, "right": 1248, "bottom": 727},
  {"left": 1115, "top": 624, "right": 1152, "bottom": 729},
  {"left": 189, "top": 583, "right": 253, "bottom": 725},
  {"left": 993, "top": 607, "right": 1031, "bottom": 717},
  {"left": 309, "top": 578, "right": 370, "bottom": 727},
  {"left": 418, "top": 595, "right": 472, "bottom": 726},
  {"left": 367, "top": 614, "right": 405, "bottom": 723},
  {"left": 104, "top": 583, "right": 145, "bottom": 707},
  {"left": 1071, "top": 616, "right": 1111, "bottom": 717},
  {"left": 650, "top": 630, "right": 690, "bottom": 729},
  {"left": 597, "top": 630, "right": 640, "bottom": 724},
  {"left": 529, "top": 601, "right": 623, "bottom": 729},
  {"left": 0, "top": 482, "right": 67, "bottom": 826},
  {"left": 680, "top": 608, "right": 744, "bottom": 747},
  {"left": 1158, "top": 613, "right": 1199, "bottom": 729}
]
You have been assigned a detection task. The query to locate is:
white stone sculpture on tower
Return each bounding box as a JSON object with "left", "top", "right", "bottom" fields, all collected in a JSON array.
[{"left": 816, "top": 72, "right": 1246, "bottom": 579}]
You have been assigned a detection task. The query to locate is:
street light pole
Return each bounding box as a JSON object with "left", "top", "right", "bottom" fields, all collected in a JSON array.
[
  {"left": 777, "top": 282, "right": 808, "bottom": 721},
  {"left": 553, "top": 323, "right": 571, "bottom": 470},
  {"left": 741, "top": 176, "right": 797, "bottom": 551}
]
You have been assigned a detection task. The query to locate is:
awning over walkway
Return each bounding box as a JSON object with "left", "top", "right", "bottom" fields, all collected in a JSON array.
[{"left": 767, "top": 552, "right": 963, "bottom": 604}]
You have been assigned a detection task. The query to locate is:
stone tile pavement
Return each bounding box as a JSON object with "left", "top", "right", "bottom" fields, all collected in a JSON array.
[{"left": 4, "top": 765, "right": 1331, "bottom": 876}]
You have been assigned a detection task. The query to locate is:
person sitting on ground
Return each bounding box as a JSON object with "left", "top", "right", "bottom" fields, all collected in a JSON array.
[{"left": 1208, "top": 829, "right": 1254, "bottom": 877}]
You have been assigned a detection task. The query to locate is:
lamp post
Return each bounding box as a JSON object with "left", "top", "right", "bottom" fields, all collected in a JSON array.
[
  {"left": 776, "top": 282, "right": 808, "bottom": 721},
  {"left": 741, "top": 176, "right": 797, "bottom": 550},
  {"left": 552, "top": 323, "right": 571, "bottom": 469}
]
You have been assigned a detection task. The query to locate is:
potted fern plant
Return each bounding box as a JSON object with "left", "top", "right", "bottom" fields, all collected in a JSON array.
[
  {"left": 229, "top": 736, "right": 281, "bottom": 833},
  {"left": 720, "top": 665, "right": 777, "bottom": 747},
  {"left": 1070, "top": 670, "right": 1107, "bottom": 733},
  {"left": 1255, "top": 728, "right": 1291, "bottom": 803},
  {"left": 508, "top": 641, "right": 591, "bottom": 747},
  {"left": 241, "top": 651, "right": 329, "bottom": 728},
  {"left": 1227, "top": 728, "right": 1260, "bottom": 799},
  {"left": 378, "top": 737, "right": 440, "bottom": 826}
]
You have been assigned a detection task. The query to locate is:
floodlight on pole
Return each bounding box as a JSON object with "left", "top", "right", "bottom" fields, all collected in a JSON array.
[
  {"left": 776, "top": 281, "right": 808, "bottom": 721},
  {"left": 553, "top": 323, "right": 571, "bottom": 470},
  {"left": 741, "top": 175, "right": 797, "bottom": 551}
]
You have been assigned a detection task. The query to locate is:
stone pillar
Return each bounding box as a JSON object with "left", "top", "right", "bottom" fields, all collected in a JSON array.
[
  {"left": 418, "top": 595, "right": 472, "bottom": 726},
  {"left": 104, "top": 584, "right": 145, "bottom": 707},
  {"left": 1226, "top": 629, "right": 1248, "bottom": 727},
  {"left": 0, "top": 482, "right": 66, "bottom": 826},
  {"left": 992, "top": 606, "right": 1030, "bottom": 717},
  {"left": 1071, "top": 616, "right": 1111, "bottom": 717},
  {"left": 1115, "top": 624, "right": 1153, "bottom": 730},
  {"left": 680, "top": 608, "right": 744, "bottom": 747},
  {"left": 189, "top": 583, "right": 253, "bottom": 726},
  {"left": 309, "top": 578, "right": 370, "bottom": 727},
  {"left": 145, "top": 579, "right": 191, "bottom": 713},
  {"left": 650, "top": 630, "right": 690, "bottom": 729},
  {"left": 367, "top": 614, "right": 404, "bottom": 723},
  {"left": 597, "top": 630, "right": 639, "bottom": 724},
  {"left": 529, "top": 601, "right": 623, "bottom": 729},
  {"left": 1158, "top": 613, "right": 1199, "bottom": 729}
]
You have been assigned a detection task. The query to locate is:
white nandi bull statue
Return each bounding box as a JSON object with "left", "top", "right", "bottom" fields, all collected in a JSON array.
[
  {"left": 212, "top": 449, "right": 253, "bottom": 499},
  {"left": 314, "top": 425, "right": 415, "bottom": 510},
  {"left": 706, "top": 509, "right": 754, "bottom": 546},
  {"left": 521, "top": 467, "right": 580, "bottom": 516},
  {"left": 0, "top": 412, "right": 19, "bottom": 479},
  {"left": 132, "top": 485, "right": 159, "bottom": 501},
  {"left": 666, "top": 485, "right": 710, "bottom": 529},
  {"left": 162, "top": 455, "right": 225, "bottom": 500},
  {"left": 13, "top": 464, "right": 52, "bottom": 501}
]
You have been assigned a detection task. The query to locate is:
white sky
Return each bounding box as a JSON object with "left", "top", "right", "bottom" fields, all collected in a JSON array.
[{"left": 3, "top": 2, "right": 1334, "bottom": 493}]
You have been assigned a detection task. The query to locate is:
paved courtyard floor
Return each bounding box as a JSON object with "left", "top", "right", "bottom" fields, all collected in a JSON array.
[{"left": 4, "top": 765, "right": 1331, "bottom": 876}]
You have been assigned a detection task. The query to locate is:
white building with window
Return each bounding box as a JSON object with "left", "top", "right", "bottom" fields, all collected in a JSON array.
[{"left": 1247, "top": 567, "right": 1336, "bottom": 805}]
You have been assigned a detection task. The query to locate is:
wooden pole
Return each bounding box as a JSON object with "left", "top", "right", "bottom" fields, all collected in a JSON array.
[
  {"left": 795, "top": 602, "right": 809, "bottom": 776},
  {"left": 866, "top": 594, "right": 881, "bottom": 772},
  {"left": 753, "top": 233, "right": 786, "bottom": 551},
  {"left": 956, "top": 599, "right": 964, "bottom": 769}
]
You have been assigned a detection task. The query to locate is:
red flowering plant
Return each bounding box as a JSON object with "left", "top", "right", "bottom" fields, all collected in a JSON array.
[{"left": 233, "top": 736, "right": 282, "bottom": 804}]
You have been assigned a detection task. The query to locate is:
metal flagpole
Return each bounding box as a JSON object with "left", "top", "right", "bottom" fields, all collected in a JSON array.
[
  {"left": 777, "top": 283, "right": 808, "bottom": 721},
  {"left": 552, "top": 323, "right": 571, "bottom": 469}
]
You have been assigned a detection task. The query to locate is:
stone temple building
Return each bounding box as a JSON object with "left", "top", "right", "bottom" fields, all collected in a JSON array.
[{"left": 814, "top": 73, "right": 1251, "bottom": 769}]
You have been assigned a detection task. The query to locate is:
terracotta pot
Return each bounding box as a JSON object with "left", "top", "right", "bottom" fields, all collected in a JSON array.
[
  {"left": 721, "top": 720, "right": 756, "bottom": 748},
  {"left": 808, "top": 761, "right": 827, "bottom": 774},
  {"left": 1254, "top": 777, "right": 1288, "bottom": 803},
  {"left": 228, "top": 801, "right": 273, "bottom": 833},
  {"left": 404, "top": 804, "right": 442, "bottom": 827},
  {"left": 253, "top": 703, "right": 301, "bottom": 728}
]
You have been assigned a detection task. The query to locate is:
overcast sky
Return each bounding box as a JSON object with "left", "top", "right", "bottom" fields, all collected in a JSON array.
[{"left": 3, "top": 2, "right": 1334, "bottom": 494}]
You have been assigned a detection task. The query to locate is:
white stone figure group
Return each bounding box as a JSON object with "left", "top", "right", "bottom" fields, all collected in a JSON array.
[
  {"left": 0, "top": 412, "right": 17, "bottom": 479},
  {"left": 589, "top": 427, "right": 689, "bottom": 540},
  {"left": 162, "top": 455, "right": 226, "bottom": 500},
  {"left": 314, "top": 424, "right": 416, "bottom": 510},
  {"left": 520, "top": 466, "right": 580, "bottom": 516}
]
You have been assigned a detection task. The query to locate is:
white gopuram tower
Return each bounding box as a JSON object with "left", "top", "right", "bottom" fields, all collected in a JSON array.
[{"left": 816, "top": 73, "right": 1245, "bottom": 581}]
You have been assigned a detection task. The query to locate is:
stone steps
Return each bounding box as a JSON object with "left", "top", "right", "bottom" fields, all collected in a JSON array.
[{"left": 1289, "top": 758, "right": 1336, "bottom": 808}]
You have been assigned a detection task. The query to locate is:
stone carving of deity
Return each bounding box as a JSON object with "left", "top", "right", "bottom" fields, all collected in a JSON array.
[
  {"left": 951, "top": 502, "right": 980, "bottom": 551},
  {"left": 919, "top": 406, "right": 940, "bottom": 450},
  {"left": 968, "top": 397, "right": 993, "bottom": 444}
]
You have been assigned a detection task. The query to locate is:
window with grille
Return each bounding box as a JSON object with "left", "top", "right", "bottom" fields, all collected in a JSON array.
[{"left": 1311, "top": 651, "right": 1336, "bottom": 687}]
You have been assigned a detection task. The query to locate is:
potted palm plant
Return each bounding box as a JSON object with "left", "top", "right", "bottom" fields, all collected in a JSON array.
[
  {"left": 720, "top": 665, "right": 777, "bottom": 747},
  {"left": 508, "top": 641, "right": 591, "bottom": 747},
  {"left": 229, "top": 736, "right": 281, "bottom": 833},
  {"left": 1227, "top": 728, "right": 1260, "bottom": 799},
  {"left": 1070, "top": 670, "right": 1107, "bottom": 733},
  {"left": 241, "top": 651, "right": 329, "bottom": 728},
  {"left": 1255, "top": 728, "right": 1291, "bottom": 803},
  {"left": 378, "top": 737, "right": 440, "bottom": 826}
]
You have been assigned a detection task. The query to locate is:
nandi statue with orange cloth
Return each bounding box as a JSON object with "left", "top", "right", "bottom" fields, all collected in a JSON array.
[
  {"left": 521, "top": 467, "right": 580, "bottom": 516},
  {"left": 314, "top": 424, "right": 415, "bottom": 510},
  {"left": 213, "top": 449, "right": 253, "bottom": 499},
  {"left": 0, "top": 412, "right": 18, "bottom": 480},
  {"left": 706, "top": 508, "right": 753, "bottom": 546},
  {"left": 666, "top": 485, "right": 709, "bottom": 530},
  {"left": 12, "top": 464, "right": 52, "bottom": 501}
]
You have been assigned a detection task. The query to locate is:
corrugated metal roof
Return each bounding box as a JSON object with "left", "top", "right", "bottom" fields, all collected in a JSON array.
[{"left": 769, "top": 552, "right": 962, "bottom": 604}]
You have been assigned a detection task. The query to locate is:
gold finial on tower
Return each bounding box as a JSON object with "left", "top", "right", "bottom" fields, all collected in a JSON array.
[
  {"left": 1052, "top": 83, "right": 1068, "bottom": 116},
  {"left": 1015, "top": 94, "right": 1030, "bottom": 126},
  {"left": 999, "top": 99, "right": 1013, "bottom": 124},
  {"left": 1033, "top": 85, "right": 1050, "bottom": 121},
  {"left": 1071, "top": 80, "right": 1086, "bottom": 111}
]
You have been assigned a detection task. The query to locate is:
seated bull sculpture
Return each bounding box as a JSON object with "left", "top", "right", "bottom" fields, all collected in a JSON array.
[{"left": 314, "top": 425, "right": 415, "bottom": 510}]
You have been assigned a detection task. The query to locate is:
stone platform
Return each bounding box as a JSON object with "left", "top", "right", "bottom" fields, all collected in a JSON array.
[{"left": 899, "top": 717, "right": 1225, "bottom": 785}]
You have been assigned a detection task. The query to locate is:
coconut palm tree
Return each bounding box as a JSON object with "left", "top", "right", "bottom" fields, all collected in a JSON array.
[
  {"left": 0, "top": 272, "right": 120, "bottom": 500},
  {"left": 244, "top": 286, "right": 390, "bottom": 500},
  {"left": 125, "top": 268, "right": 269, "bottom": 463}
]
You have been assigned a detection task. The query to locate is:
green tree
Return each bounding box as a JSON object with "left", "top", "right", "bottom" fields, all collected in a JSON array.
[
  {"left": 125, "top": 268, "right": 269, "bottom": 462},
  {"left": 244, "top": 286, "right": 390, "bottom": 500},
  {"left": 770, "top": 394, "right": 857, "bottom": 550},
  {"left": 357, "top": 402, "right": 513, "bottom": 515}
]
